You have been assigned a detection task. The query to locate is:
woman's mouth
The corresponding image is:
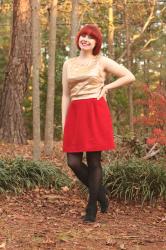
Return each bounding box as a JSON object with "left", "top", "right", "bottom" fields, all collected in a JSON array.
[{"left": 81, "top": 41, "right": 90, "bottom": 46}]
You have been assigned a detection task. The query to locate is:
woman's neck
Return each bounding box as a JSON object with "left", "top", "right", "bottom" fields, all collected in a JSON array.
[{"left": 78, "top": 50, "right": 95, "bottom": 59}]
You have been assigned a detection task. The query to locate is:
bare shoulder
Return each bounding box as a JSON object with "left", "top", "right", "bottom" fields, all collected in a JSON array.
[
  {"left": 98, "top": 55, "right": 118, "bottom": 73},
  {"left": 99, "top": 55, "right": 135, "bottom": 79},
  {"left": 63, "top": 57, "right": 77, "bottom": 66},
  {"left": 99, "top": 55, "right": 118, "bottom": 65}
]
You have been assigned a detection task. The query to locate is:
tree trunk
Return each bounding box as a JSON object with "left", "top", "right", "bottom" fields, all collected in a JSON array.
[
  {"left": 108, "top": 0, "right": 114, "bottom": 59},
  {"left": 107, "top": 0, "right": 115, "bottom": 123},
  {"left": 70, "top": 0, "right": 79, "bottom": 58},
  {"left": 124, "top": 0, "right": 134, "bottom": 134},
  {"left": 31, "top": 0, "right": 41, "bottom": 160},
  {"left": 44, "top": 0, "right": 58, "bottom": 156},
  {"left": 0, "top": 0, "right": 32, "bottom": 144}
]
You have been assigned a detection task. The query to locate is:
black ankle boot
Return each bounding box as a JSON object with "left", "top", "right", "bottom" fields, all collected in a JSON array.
[
  {"left": 83, "top": 204, "right": 97, "bottom": 222},
  {"left": 99, "top": 196, "right": 109, "bottom": 213},
  {"left": 98, "top": 186, "right": 109, "bottom": 213}
]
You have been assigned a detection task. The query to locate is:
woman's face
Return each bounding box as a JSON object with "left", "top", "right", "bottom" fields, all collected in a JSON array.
[{"left": 78, "top": 33, "right": 96, "bottom": 52}]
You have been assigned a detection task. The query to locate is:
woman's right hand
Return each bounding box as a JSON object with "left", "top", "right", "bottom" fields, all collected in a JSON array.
[{"left": 97, "top": 86, "right": 108, "bottom": 100}]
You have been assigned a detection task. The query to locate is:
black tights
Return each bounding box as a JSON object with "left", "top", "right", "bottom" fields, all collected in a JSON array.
[{"left": 67, "top": 151, "right": 106, "bottom": 207}]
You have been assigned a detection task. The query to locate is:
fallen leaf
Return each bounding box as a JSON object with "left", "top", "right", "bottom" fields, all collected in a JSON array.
[
  {"left": 61, "top": 186, "right": 69, "bottom": 192},
  {"left": 0, "top": 208, "right": 3, "bottom": 215},
  {"left": 0, "top": 242, "right": 6, "bottom": 249},
  {"left": 106, "top": 238, "right": 117, "bottom": 246},
  {"left": 119, "top": 243, "right": 126, "bottom": 249},
  {"left": 93, "top": 223, "right": 101, "bottom": 228}
]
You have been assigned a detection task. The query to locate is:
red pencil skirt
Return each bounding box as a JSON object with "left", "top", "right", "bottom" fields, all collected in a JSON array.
[{"left": 63, "top": 97, "right": 116, "bottom": 152}]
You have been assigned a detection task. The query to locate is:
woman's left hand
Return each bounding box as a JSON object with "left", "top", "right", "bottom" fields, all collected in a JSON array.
[{"left": 97, "top": 86, "right": 108, "bottom": 100}]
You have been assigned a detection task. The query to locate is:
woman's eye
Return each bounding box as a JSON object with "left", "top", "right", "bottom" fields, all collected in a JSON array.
[
  {"left": 88, "top": 35, "right": 94, "bottom": 39},
  {"left": 80, "top": 34, "right": 94, "bottom": 39}
]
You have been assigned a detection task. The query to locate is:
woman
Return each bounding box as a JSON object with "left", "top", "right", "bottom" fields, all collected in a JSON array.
[{"left": 61, "top": 24, "right": 135, "bottom": 222}]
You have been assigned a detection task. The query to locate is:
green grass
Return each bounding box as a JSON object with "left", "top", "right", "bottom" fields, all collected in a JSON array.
[
  {"left": 103, "top": 158, "right": 166, "bottom": 204},
  {"left": 2, "top": 157, "right": 165, "bottom": 205},
  {"left": 78, "top": 158, "right": 166, "bottom": 205},
  {"left": 0, "top": 157, "right": 71, "bottom": 194}
]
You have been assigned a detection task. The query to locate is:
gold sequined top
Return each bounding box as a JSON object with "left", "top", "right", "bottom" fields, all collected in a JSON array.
[{"left": 66, "top": 55, "right": 106, "bottom": 100}]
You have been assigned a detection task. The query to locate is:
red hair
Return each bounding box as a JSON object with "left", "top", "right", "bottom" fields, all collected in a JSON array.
[{"left": 76, "top": 24, "right": 102, "bottom": 55}]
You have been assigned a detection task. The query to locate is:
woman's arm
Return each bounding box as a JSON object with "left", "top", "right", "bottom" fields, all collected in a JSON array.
[
  {"left": 97, "top": 56, "right": 135, "bottom": 99},
  {"left": 61, "top": 61, "right": 70, "bottom": 134}
]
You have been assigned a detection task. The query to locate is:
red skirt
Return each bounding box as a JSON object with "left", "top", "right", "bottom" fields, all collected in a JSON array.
[{"left": 63, "top": 97, "right": 116, "bottom": 152}]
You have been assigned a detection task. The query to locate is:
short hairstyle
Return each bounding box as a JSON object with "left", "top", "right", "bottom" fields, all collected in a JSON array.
[{"left": 75, "top": 24, "right": 102, "bottom": 55}]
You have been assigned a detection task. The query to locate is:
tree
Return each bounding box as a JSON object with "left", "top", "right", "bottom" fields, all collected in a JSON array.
[
  {"left": 0, "top": 1, "right": 11, "bottom": 86},
  {"left": 108, "top": 0, "right": 114, "bottom": 58},
  {"left": 31, "top": 0, "right": 41, "bottom": 160},
  {"left": 1, "top": 0, "right": 165, "bottom": 141},
  {"left": 134, "top": 84, "right": 166, "bottom": 146},
  {"left": 117, "top": 0, "right": 157, "bottom": 62},
  {"left": 70, "top": 0, "right": 79, "bottom": 57},
  {"left": 124, "top": 0, "right": 134, "bottom": 134},
  {"left": 44, "top": 0, "right": 58, "bottom": 155},
  {"left": 0, "top": 0, "right": 32, "bottom": 144}
]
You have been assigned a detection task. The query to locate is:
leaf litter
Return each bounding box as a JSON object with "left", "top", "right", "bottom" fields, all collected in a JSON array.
[{"left": 0, "top": 141, "right": 166, "bottom": 250}]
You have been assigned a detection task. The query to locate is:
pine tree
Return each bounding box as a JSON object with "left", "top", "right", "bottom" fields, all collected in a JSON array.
[{"left": 0, "top": 0, "right": 32, "bottom": 144}]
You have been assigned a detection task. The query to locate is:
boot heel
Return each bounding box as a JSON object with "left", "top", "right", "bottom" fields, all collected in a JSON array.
[
  {"left": 83, "top": 204, "right": 97, "bottom": 222},
  {"left": 99, "top": 197, "right": 109, "bottom": 213}
]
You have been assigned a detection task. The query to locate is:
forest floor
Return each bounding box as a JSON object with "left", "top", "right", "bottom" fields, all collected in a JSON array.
[{"left": 0, "top": 141, "right": 166, "bottom": 250}]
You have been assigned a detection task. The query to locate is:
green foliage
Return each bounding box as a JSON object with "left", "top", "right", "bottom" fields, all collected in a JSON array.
[
  {"left": 0, "top": 157, "right": 71, "bottom": 194},
  {"left": 103, "top": 158, "right": 166, "bottom": 205},
  {"left": 108, "top": 88, "right": 129, "bottom": 134}
]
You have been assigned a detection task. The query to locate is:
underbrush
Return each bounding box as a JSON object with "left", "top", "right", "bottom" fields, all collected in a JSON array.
[
  {"left": 0, "top": 157, "right": 71, "bottom": 194},
  {"left": 104, "top": 135, "right": 166, "bottom": 161},
  {"left": 1, "top": 154, "right": 166, "bottom": 206},
  {"left": 79, "top": 157, "right": 166, "bottom": 205},
  {"left": 103, "top": 158, "right": 166, "bottom": 205}
]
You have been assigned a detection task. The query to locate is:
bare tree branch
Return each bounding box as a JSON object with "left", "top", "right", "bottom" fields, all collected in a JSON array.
[
  {"left": 140, "top": 37, "right": 159, "bottom": 51},
  {"left": 143, "top": 143, "right": 160, "bottom": 159},
  {"left": 117, "top": 0, "right": 156, "bottom": 62}
]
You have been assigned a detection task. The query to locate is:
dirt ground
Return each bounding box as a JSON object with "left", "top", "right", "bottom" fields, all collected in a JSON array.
[{"left": 0, "top": 142, "right": 166, "bottom": 250}]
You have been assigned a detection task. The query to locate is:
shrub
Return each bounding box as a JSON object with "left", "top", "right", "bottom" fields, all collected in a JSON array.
[
  {"left": 0, "top": 158, "right": 71, "bottom": 194},
  {"left": 134, "top": 84, "right": 166, "bottom": 146},
  {"left": 78, "top": 158, "right": 166, "bottom": 205},
  {"left": 103, "top": 158, "right": 166, "bottom": 205}
]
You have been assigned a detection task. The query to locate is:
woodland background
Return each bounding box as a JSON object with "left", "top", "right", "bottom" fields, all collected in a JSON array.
[
  {"left": 0, "top": 1, "right": 166, "bottom": 249},
  {"left": 0, "top": 0, "right": 165, "bottom": 161}
]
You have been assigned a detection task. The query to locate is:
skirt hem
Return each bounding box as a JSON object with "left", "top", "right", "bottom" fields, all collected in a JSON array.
[{"left": 63, "top": 145, "right": 116, "bottom": 153}]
